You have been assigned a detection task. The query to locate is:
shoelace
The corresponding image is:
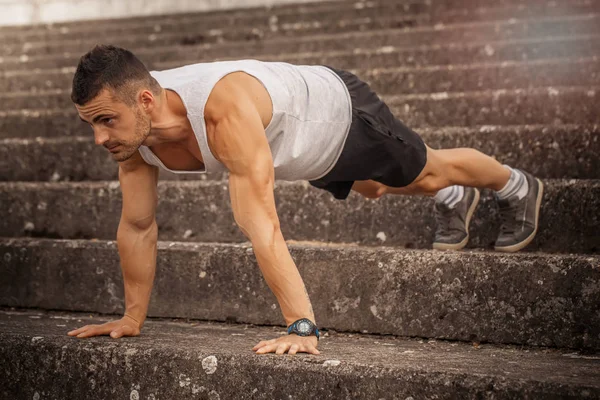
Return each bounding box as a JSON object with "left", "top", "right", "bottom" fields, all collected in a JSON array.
[
  {"left": 498, "top": 201, "right": 522, "bottom": 234},
  {"left": 434, "top": 204, "right": 458, "bottom": 234}
]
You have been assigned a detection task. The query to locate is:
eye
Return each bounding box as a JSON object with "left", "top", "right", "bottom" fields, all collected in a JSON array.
[{"left": 103, "top": 118, "right": 114, "bottom": 125}]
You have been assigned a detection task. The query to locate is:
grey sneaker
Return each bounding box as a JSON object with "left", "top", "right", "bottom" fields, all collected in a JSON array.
[
  {"left": 494, "top": 169, "right": 544, "bottom": 252},
  {"left": 433, "top": 187, "right": 480, "bottom": 250}
]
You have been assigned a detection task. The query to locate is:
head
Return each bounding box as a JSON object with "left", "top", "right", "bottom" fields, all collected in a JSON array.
[{"left": 72, "top": 45, "right": 162, "bottom": 162}]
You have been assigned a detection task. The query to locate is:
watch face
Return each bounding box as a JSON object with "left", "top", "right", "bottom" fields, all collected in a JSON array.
[{"left": 297, "top": 321, "right": 311, "bottom": 333}]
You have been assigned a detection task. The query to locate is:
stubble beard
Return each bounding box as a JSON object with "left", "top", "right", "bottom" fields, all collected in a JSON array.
[{"left": 113, "top": 110, "right": 151, "bottom": 162}]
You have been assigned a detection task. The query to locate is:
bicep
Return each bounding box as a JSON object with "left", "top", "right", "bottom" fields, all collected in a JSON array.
[
  {"left": 118, "top": 150, "right": 159, "bottom": 230},
  {"left": 208, "top": 90, "right": 280, "bottom": 240}
]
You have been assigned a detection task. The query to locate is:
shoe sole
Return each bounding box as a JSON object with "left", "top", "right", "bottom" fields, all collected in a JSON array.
[
  {"left": 433, "top": 188, "right": 480, "bottom": 251},
  {"left": 494, "top": 178, "right": 544, "bottom": 253}
]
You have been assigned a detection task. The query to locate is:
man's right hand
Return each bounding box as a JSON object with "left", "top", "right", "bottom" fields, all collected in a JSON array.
[{"left": 67, "top": 314, "right": 141, "bottom": 339}]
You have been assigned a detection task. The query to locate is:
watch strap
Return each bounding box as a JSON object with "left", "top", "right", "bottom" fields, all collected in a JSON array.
[{"left": 287, "top": 318, "right": 320, "bottom": 340}]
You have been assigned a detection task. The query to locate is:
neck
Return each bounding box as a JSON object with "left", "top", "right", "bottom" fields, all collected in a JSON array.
[{"left": 144, "top": 89, "right": 192, "bottom": 146}]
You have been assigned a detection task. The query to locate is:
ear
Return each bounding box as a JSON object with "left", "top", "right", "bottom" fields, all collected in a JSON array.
[{"left": 139, "top": 89, "right": 156, "bottom": 113}]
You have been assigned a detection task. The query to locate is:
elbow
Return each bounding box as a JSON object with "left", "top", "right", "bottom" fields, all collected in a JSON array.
[
  {"left": 117, "top": 218, "right": 158, "bottom": 241},
  {"left": 240, "top": 221, "right": 281, "bottom": 251}
]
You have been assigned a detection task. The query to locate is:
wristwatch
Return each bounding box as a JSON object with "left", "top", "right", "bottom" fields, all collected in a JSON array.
[{"left": 287, "top": 318, "right": 320, "bottom": 341}]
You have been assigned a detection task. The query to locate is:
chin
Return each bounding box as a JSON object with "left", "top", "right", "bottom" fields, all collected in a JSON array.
[{"left": 113, "top": 151, "right": 133, "bottom": 162}]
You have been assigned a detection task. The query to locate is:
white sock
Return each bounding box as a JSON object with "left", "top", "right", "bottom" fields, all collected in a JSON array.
[
  {"left": 496, "top": 165, "right": 528, "bottom": 200},
  {"left": 434, "top": 185, "right": 464, "bottom": 208}
]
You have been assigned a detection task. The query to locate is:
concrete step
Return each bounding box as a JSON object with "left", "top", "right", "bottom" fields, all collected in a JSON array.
[
  {"left": 240, "top": 34, "right": 600, "bottom": 75},
  {"left": 0, "top": 1, "right": 427, "bottom": 43},
  {"left": 362, "top": 57, "right": 600, "bottom": 95},
  {"left": 0, "top": 0, "right": 597, "bottom": 50},
  {"left": 1, "top": 125, "right": 598, "bottom": 182},
  {"left": 2, "top": 8, "right": 598, "bottom": 59},
  {"left": 1, "top": 308, "right": 598, "bottom": 400},
  {"left": 0, "top": 0, "right": 591, "bottom": 35},
  {"left": 1, "top": 86, "right": 597, "bottom": 136},
  {"left": 432, "top": 0, "right": 600, "bottom": 24},
  {"left": 13, "top": 34, "right": 600, "bottom": 77},
  {"left": 0, "top": 109, "right": 83, "bottom": 139},
  {"left": 2, "top": 24, "right": 598, "bottom": 72},
  {"left": 387, "top": 86, "right": 600, "bottom": 127},
  {"left": 3, "top": 35, "right": 600, "bottom": 93},
  {"left": 1, "top": 239, "right": 600, "bottom": 351},
  {"left": 0, "top": 179, "right": 597, "bottom": 254},
  {"left": 0, "top": 12, "right": 428, "bottom": 51}
]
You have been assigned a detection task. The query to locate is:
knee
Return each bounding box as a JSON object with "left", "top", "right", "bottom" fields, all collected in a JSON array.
[
  {"left": 363, "top": 186, "right": 387, "bottom": 199},
  {"left": 353, "top": 180, "right": 387, "bottom": 199},
  {"left": 413, "top": 147, "right": 453, "bottom": 193}
]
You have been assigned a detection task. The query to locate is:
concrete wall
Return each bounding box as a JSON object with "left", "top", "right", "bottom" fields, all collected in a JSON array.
[{"left": 0, "top": 0, "right": 324, "bottom": 27}]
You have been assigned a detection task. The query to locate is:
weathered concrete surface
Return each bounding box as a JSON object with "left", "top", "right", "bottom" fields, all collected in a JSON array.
[
  {"left": 242, "top": 35, "right": 600, "bottom": 74},
  {"left": 2, "top": 12, "right": 597, "bottom": 60},
  {"left": 0, "top": 0, "right": 338, "bottom": 28},
  {"left": 2, "top": 31, "right": 598, "bottom": 72},
  {"left": 1, "top": 125, "right": 598, "bottom": 182},
  {"left": 0, "top": 14, "right": 426, "bottom": 65},
  {"left": 0, "top": 0, "right": 597, "bottom": 48},
  {"left": 0, "top": 0, "right": 592, "bottom": 35},
  {"left": 0, "top": 179, "right": 598, "bottom": 254},
  {"left": 1, "top": 309, "right": 598, "bottom": 400},
  {"left": 388, "top": 86, "right": 600, "bottom": 127},
  {"left": 362, "top": 57, "right": 600, "bottom": 95},
  {"left": 432, "top": 0, "right": 600, "bottom": 24},
  {"left": 0, "top": 109, "right": 83, "bottom": 139},
  {"left": 0, "top": 86, "right": 597, "bottom": 137},
  {"left": 1, "top": 238, "right": 599, "bottom": 350},
  {"left": 0, "top": 0, "right": 349, "bottom": 34},
  {"left": 0, "top": 1, "right": 426, "bottom": 43}
]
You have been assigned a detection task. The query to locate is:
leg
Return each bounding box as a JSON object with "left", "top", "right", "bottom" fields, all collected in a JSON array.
[
  {"left": 350, "top": 144, "right": 541, "bottom": 253},
  {"left": 352, "top": 144, "right": 511, "bottom": 198},
  {"left": 372, "top": 144, "right": 511, "bottom": 197}
]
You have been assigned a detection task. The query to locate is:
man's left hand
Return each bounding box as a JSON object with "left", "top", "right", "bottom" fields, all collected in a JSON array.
[{"left": 253, "top": 334, "right": 320, "bottom": 355}]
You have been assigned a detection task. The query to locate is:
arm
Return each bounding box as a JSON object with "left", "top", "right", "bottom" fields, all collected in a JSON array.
[
  {"left": 67, "top": 150, "right": 159, "bottom": 338},
  {"left": 206, "top": 75, "right": 316, "bottom": 331},
  {"left": 116, "top": 150, "right": 159, "bottom": 329}
]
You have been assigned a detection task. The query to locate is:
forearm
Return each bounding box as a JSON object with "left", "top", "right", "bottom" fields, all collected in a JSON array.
[
  {"left": 252, "top": 228, "right": 316, "bottom": 327},
  {"left": 116, "top": 220, "right": 158, "bottom": 329}
]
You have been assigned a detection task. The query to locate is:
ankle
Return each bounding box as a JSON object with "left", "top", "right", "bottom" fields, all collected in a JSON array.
[
  {"left": 491, "top": 165, "right": 512, "bottom": 191},
  {"left": 495, "top": 165, "right": 529, "bottom": 200}
]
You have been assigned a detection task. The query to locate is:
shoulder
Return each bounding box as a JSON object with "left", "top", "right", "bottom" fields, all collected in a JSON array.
[{"left": 204, "top": 72, "right": 258, "bottom": 123}]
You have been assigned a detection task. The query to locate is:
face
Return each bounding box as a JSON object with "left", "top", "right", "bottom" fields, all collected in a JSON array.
[{"left": 76, "top": 88, "right": 151, "bottom": 162}]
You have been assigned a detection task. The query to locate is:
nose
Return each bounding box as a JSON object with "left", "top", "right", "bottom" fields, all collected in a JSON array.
[{"left": 93, "top": 129, "right": 109, "bottom": 146}]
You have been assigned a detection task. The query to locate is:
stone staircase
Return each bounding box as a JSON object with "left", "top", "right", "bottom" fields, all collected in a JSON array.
[{"left": 1, "top": 0, "right": 599, "bottom": 398}]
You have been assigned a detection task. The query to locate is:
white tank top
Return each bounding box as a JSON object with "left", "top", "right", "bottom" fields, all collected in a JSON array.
[{"left": 139, "top": 59, "right": 352, "bottom": 181}]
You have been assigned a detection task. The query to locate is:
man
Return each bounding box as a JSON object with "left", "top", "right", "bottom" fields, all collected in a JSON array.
[{"left": 66, "top": 45, "right": 543, "bottom": 356}]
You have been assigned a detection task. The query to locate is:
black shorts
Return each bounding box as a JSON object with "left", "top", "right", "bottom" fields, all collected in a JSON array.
[{"left": 308, "top": 66, "right": 428, "bottom": 200}]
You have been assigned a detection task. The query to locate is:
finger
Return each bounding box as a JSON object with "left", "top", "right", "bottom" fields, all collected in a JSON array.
[
  {"left": 288, "top": 344, "right": 299, "bottom": 355},
  {"left": 67, "top": 326, "right": 90, "bottom": 336},
  {"left": 76, "top": 327, "right": 99, "bottom": 338},
  {"left": 256, "top": 343, "right": 278, "bottom": 354},
  {"left": 76, "top": 323, "right": 114, "bottom": 338},
  {"left": 252, "top": 339, "right": 277, "bottom": 351},
  {"left": 303, "top": 344, "right": 321, "bottom": 355},
  {"left": 276, "top": 343, "right": 290, "bottom": 355},
  {"left": 111, "top": 324, "right": 137, "bottom": 338},
  {"left": 110, "top": 326, "right": 124, "bottom": 338},
  {"left": 252, "top": 340, "right": 268, "bottom": 350}
]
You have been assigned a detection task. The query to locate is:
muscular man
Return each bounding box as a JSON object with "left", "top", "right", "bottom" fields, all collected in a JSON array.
[{"left": 66, "top": 45, "right": 543, "bottom": 355}]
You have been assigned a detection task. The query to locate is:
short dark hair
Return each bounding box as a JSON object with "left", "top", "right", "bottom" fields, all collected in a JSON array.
[{"left": 71, "top": 44, "right": 161, "bottom": 106}]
